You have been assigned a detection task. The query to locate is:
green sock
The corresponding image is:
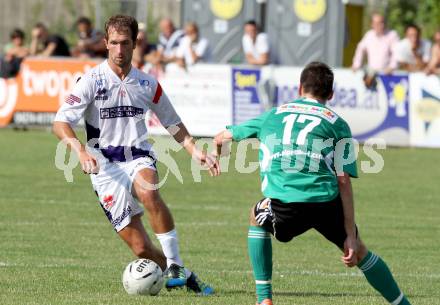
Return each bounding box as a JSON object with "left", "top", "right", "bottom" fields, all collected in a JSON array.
[
  {"left": 248, "top": 226, "right": 272, "bottom": 303},
  {"left": 358, "top": 251, "right": 411, "bottom": 305}
]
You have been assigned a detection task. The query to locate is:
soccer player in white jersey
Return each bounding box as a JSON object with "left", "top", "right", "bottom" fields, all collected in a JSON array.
[{"left": 53, "top": 15, "right": 219, "bottom": 295}]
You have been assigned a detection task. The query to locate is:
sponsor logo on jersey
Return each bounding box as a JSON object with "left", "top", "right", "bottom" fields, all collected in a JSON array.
[
  {"left": 276, "top": 103, "right": 338, "bottom": 123},
  {"left": 100, "top": 106, "right": 144, "bottom": 119},
  {"left": 92, "top": 72, "right": 106, "bottom": 87},
  {"left": 139, "top": 79, "right": 150, "bottom": 86},
  {"left": 95, "top": 88, "right": 108, "bottom": 100},
  {"left": 65, "top": 94, "right": 81, "bottom": 105}
]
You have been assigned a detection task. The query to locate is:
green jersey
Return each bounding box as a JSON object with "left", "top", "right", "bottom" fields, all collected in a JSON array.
[{"left": 227, "top": 97, "right": 358, "bottom": 203}]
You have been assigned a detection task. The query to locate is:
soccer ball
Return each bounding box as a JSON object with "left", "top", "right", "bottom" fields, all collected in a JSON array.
[{"left": 122, "top": 259, "right": 164, "bottom": 296}]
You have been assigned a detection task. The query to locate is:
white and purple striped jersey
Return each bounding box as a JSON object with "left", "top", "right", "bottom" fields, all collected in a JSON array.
[{"left": 54, "top": 60, "right": 181, "bottom": 162}]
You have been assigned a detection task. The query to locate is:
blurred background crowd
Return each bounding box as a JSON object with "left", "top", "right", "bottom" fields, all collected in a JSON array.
[{"left": 0, "top": 0, "right": 439, "bottom": 79}]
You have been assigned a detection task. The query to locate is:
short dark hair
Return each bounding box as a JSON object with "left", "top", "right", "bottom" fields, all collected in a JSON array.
[
  {"left": 245, "top": 20, "right": 257, "bottom": 27},
  {"left": 405, "top": 23, "right": 420, "bottom": 34},
  {"left": 104, "top": 15, "right": 138, "bottom": 42},
  {"left": 76, "top": 16, "right": 92, "bottom": 27},
  {"left": 10, "top": 28, "right": 25, "bottom": 40},
  {"left": 300, "top": 62, "right": 334, "bottom": 100}
]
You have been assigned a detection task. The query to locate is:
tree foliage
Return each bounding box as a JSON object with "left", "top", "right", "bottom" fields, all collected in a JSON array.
[{"left": 384, "top": 0, "right": 440, "bottom": 39}]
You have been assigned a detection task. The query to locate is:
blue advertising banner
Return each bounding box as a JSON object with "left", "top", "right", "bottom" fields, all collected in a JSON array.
[{"left": 231, "top": 67, "right": 263, "bottom": 125}]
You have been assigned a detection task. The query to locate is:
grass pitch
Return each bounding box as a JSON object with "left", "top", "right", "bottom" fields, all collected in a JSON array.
[{"left": 0, "top": 128, "right": 439, "bottom": 305}]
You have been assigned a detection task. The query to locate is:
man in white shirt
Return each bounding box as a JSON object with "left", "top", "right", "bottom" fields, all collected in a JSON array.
[
  {"left": 176, "top": 22, "right": 211, "bottom": 67},
  {"left": 53, "top": 15, "right": 219, "bottom": 295},
  {"left": 395, "top": 24, "right": 431, "bottom": 72},
  {"left": 242, "top": 20, "right": 270, "bottom": 65}
]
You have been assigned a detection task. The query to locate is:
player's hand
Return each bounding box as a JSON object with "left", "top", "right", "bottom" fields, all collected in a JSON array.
[
  {"left": 79, "top": 151, "right": 99, "bottom": 174},
  {"left": 342, "top": 235, "right": 359, "bottom": 267},
  {"left": 206, "top": 153, "right": 221, "bottom": 176},
  {"left": 192, "top": 149, "right": 220, "bottom": 177}
]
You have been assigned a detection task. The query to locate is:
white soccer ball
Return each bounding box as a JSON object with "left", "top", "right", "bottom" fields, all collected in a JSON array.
[{"left": 122, "top": 259, "right": 164, "bottom": 296}]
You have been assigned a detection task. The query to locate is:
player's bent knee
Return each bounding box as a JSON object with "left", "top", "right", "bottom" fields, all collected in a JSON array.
[{"left": 137, "top": 190, "right": 164, "bottom": 211}]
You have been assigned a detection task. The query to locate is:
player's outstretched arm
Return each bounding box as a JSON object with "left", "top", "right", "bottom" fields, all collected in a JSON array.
[
  {"left": 53, "top": 121, "right": 99, "bottom": 174},
  {"left": 169, "top": 122, "right": 220, "bottom": 176},
  {"left": 213, "top": 130, "right": 233, "bottom": 157},
  {"left": 337, "top": 172, "right": 359, "bottom": 267}
]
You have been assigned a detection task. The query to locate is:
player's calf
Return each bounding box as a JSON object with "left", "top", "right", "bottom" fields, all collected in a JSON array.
[{"left": 356, "top": 243, "right": 412, "bottom": 305}]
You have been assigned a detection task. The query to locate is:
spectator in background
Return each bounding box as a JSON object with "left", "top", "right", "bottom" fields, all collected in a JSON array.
[
  {"left": 132, "top": 22, "right": 156, "bottom": 69},
  {"left": 394, "top": 24, "right": 431, "bottom": 72},
  {"left": 156, "top": 18, "right": 184, "bottom": 65},
  {"left": 352, "top": 13, "right": 399, "bottom": 88},
  {"left": 30, "top": 23, "right": 70, "bottom": 57},
  {"left": 71, "top": 16, "right": 106, "bottom": 58},
  {"left": 425, "top": 29, "right": 440, "bottom": 75},
  {"left": 242, "top": 20, "right": 270, "bottom": 65},
  {"left": 176, "top": 22, "right": 211, "bottom": 68},
  {"left": 0, "top": 28, "right": 29, "bottom": 78}
]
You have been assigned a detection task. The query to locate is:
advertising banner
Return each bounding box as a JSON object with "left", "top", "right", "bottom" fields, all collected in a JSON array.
[
  {"left": 0, "top": 57, "right": 98, "bottom": 126},
  {"left": 1, "top": 58, "right": 438, "bottom": 148},
  {"left": 271, "top": 67, "right": 410, "bottom": 146},
  {"left": 231, "top": 67, "right": 264, "bottom": 125},
  {"left": 409, "top": 73, "right": 440, "bottom": 147},
  {"left": 148, "top": 64, "right": 232, "bottom": 136}
]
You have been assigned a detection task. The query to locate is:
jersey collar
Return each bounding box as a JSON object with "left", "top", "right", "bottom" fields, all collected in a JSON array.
[
  {"left": 300, "top": 97, "right": 321, "bottom": 104},
  {"left": 104, "top": 60, "right": 137, "bottom": 84}
]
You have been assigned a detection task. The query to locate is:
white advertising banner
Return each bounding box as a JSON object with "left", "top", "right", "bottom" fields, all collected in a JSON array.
[
  {"left": 147, "top": 64, "right": 232, "bottom": 137},
  {"left": 409, "top": 73, "right": 440, "bottom": 147},
  {"left": 268, "top": 67, "right": 410, "bottom": 146}
]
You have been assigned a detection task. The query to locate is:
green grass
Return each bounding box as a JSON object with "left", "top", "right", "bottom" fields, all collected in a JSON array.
[{"left": 0, "top": 128, "right": 439, "bottom": 305}]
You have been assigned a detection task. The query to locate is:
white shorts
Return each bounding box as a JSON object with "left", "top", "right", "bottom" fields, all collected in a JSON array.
[{"left": 91, "top": 156, "right": 157, "bottom": 232}]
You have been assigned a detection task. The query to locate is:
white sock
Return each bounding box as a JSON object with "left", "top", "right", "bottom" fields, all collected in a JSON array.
[{"left": 155, "top": 229, "right": 184, "bottom": 268}]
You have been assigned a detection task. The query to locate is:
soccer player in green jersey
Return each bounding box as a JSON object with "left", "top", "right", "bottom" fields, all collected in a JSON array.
[{"left": 213, "top": 62, "right": 412, "bottom": 305}]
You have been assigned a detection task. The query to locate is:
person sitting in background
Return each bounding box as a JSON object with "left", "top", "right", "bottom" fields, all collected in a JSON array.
[
  {"left": 132, "top": 23, "right": 156, "bottom": 69},
  {"left": 71, "top": 16, "right": 106, "bottom": 58},
  {"left": 394, "top": 24, "right": 431, "bottom": 72},
  {"left": 30, "top": 23, "right": 70, "bottom": 57},
  {"left": 176, "top": 22, "right": 211, "bottom": 68},
  {"left": 352, "top": 13, "right": 399, "bottom": 75},
  {"left": 156, "top": 18, "right": 184, "bottom": 65},
  {"left": 425, "top": 29, "right": 440, "bottom": 75},
  {"left": 0, "top": 28, "right": 29, "bottom": 78},
  {"left": 242, "top": 20, "right": 270, "bottom": 65}
]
